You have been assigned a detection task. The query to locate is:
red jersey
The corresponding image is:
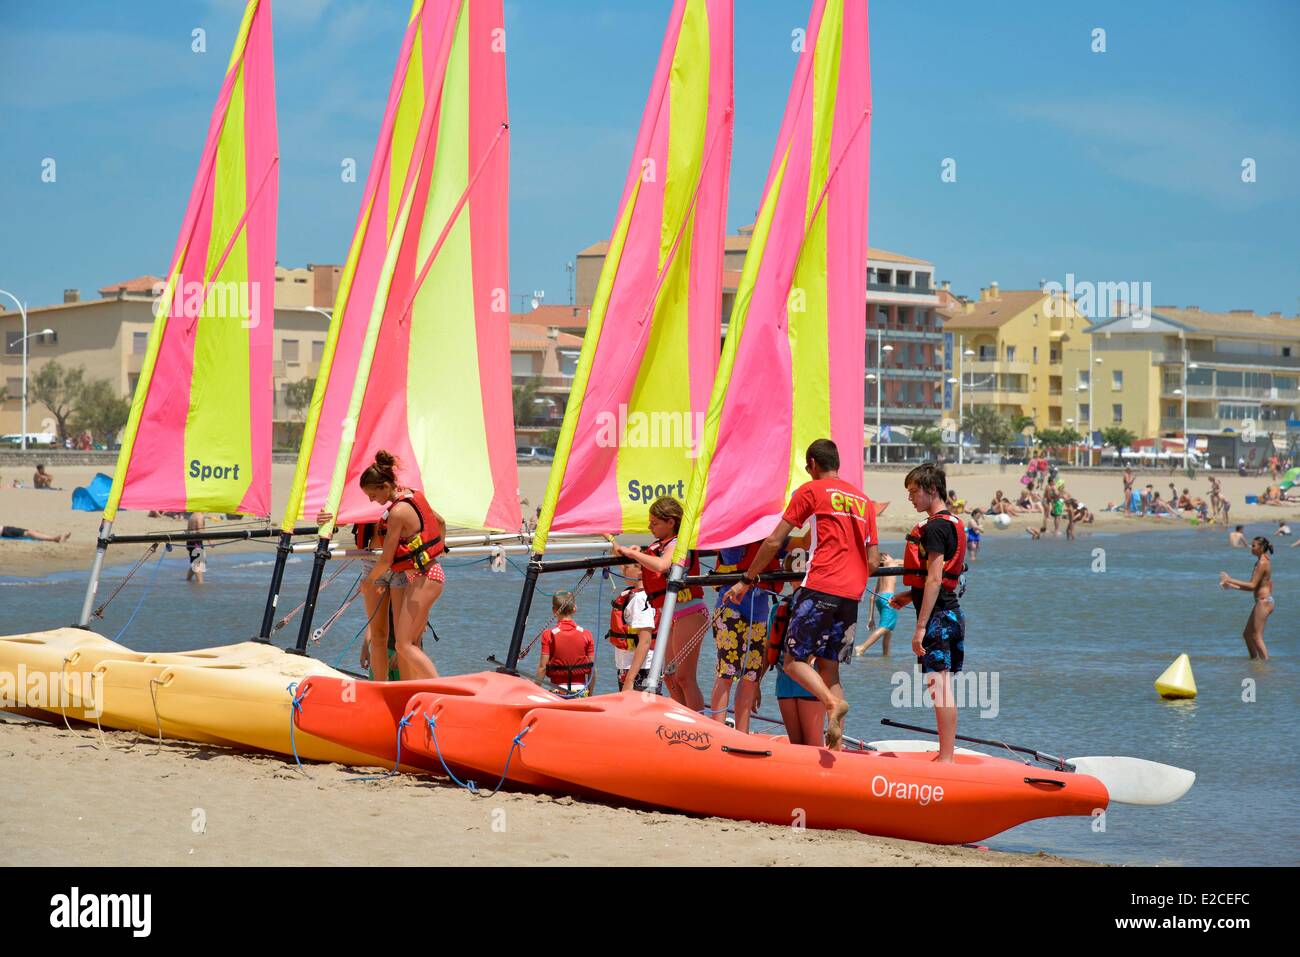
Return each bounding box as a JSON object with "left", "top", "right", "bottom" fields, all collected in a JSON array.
[
  {"left": 782, "top": 477, "right": 877, "bottom": 600},
  {"left": 540, "top": 619, "right": 595, "bottom": 687}
]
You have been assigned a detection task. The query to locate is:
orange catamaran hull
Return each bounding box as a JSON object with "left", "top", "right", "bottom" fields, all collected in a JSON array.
[{"left": 293, "top": 673, "right": 1109, "bottom": 845}]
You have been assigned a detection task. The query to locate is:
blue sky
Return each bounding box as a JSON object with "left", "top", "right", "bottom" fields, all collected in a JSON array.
[{"left": 2, "top": 0, "right": 1298, "bottom": 315}]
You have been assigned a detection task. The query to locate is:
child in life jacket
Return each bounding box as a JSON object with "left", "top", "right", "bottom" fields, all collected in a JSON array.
[
  {"left": 608, "top": 553, "right": 657, "bottom": 692},
  {"left": 893, "top": 462, "right": 968, "bottom": 763},
  {"left": 535, "top": 590, "right": 595, "bottom": 696}
]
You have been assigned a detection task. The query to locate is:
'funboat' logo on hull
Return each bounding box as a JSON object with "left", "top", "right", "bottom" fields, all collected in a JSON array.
[{"left": 655, "top": 725, "right": 712, "bottom": 750}]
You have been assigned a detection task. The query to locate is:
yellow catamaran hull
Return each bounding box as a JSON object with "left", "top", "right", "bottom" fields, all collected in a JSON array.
[{"left": 0, "top": 628, "right": 384, "bottom": 765}]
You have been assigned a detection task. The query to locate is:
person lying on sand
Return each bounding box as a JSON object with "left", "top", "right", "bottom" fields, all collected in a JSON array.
[{"left": 1, "top": 524, "right": 70, "bottom": 542}]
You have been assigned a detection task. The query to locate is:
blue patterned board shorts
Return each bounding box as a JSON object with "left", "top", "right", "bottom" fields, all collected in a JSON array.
[
  {"left": 785, "top": 587, "right": 858, "bottom": 663},
  {"left": 919, "top": 607, "right": 965, "bottom": 674}
]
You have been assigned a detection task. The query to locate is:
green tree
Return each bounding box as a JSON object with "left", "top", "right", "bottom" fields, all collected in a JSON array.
[
  {"left": 69, "top": 379, "right": 130, "bottom": 446},
  {"left": 1101, "top": 426, "right": 1136, "bottom": 453},
  {"left": 28, "top": 361, "right": 86, "bottom": 442},
  {"left": 539, "top": 428, "right": 561, "bottom": 450},
  {"left": 911, "top": 424, "right": 944, "bottom": 458},
  {"left": 1035, "top": 428, "right": 1065, "bottom": 452},
  {"left": 282, "top": 377, "right": 316, "bottom": 446},
  {"left": 962, "top": 406, "right": 1013, "bottom": 452},
  {"left": 512, "top": 377, "right": 541, "bottom": 426},
  {"left": 1010, "top": 413, "right": 1035, "bottom": 434}
]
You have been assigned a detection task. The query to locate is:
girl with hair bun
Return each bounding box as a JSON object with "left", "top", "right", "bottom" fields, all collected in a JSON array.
[
  {"left": 1219, "top": 536, "right": 1273, "bottom": 660},
  {"left": 353, "top": 449, "right": 447, "bottom": 678}
]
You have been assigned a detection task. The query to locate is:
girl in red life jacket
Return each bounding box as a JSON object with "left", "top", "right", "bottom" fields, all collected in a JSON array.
[
  {"left": 356, "top": 450, "right": 446, "bottom": 680},
  {"left": 608, "top": 496, "right": 708, "bottom": 711}
]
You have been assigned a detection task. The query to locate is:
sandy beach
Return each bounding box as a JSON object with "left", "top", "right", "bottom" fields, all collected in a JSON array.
[
  {"left": 2, "top": 460, "right": 1296, "bottom": 578},
  {"left": 0, "top": 715, "right": 1088, "bottom": 867}
]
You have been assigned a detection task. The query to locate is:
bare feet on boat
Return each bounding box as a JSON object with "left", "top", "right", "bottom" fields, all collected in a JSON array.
[{"left": 825, "top": 698, "right": 849, "bottom": 750}]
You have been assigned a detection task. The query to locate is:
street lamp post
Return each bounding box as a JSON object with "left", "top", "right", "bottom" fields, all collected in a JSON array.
[
  {"left": 1180, "top": 345, "right": 1199, "bottom": 471},
  {"left": 873, "top": 331, "right": 893, "bottom": 464},
  {"left": 0, "top": 288, "right": 32, "bottom": 449},
  {"left": 960, "top": 341, "right": 975, "bottom": 464}
]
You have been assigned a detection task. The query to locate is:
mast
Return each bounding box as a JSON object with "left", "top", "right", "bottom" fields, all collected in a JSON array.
[
  {"left": 646, "top": 0, "right": 872, "bottom": 690},
  {"left": 79, "top": 0, "right": 278, "bottom": 627},
  {"left": 506, "top": 0, "right": 733, "bottom": 671},
  {"left": 289, "top": 0, "right": 517, "bottom": 649}
]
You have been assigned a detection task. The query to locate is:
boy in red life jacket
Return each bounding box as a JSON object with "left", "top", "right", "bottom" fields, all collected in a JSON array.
[
  {"left": 724, "top": 439, "right": 879, "bottom": 750},
  {"left": 892, "top": 462, "right": 967, "bottom": 763},
  {"left": 535, "top": 591, "right": 595, "bottom": 695}
]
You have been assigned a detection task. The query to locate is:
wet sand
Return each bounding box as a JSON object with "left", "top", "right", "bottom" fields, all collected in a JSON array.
[{"left": 0, "top": 716, "right": 1091, "bottom": 867}]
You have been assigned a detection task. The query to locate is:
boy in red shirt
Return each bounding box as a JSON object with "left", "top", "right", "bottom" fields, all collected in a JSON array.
[
  {"left": 535, "top": 591, "right": 596, "bottom": 695},
  {"left": 726, "top": 439, "right": 879, "bottom": 749}
]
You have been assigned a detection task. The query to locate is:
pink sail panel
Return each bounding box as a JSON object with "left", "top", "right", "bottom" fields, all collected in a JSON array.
[
  {"left": 532, "top": 0, "right": 733, "bottom": 551},
  {"left": 676, "top": 0, "right": 871, "bottom": 557},
  {"left": 283, "top": 0, "right": 454, "bottom": 529},
  {"left": 106, "top": 0, "right": 277, "bottom": 520},
  {"left": 327, "top": 0, "right": 518, "bottom": 532}
]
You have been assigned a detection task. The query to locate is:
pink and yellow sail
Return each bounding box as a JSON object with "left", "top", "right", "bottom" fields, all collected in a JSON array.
[
  {"left": 282, "top": 0, "right": 517, "bottom": 534},
  {"left": 675, "top": 0, "right": 871, "bottom": 559},
  {"left": 103, "top": 0, "right": 278, "bottom": 520},
  {"left": 531, "top": 0, "right": 733, "bottom": 553}
]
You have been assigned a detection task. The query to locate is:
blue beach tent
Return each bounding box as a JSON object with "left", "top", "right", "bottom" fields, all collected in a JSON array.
[{"left": 71, "top": 473, "right": 113, "bottom": 512}]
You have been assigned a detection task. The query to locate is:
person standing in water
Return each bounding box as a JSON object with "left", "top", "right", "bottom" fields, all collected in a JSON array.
[
  {"left": 855, "top": 554, "right": 900, "bottom": 655},
  {"left": 185, "top": 512, "right": 206, "bottom": 584},
  {"left": 1228, "top": 525, "right": 1248, "bottom": 547},
  {"left": 357, "top": 450, "right": 446, "bottom": 679},
  {"left": 1220, "top": 537, "right": 1273, "bottom": 660},
  {"left": 893, "top": 462, "right": 967, "bottom": 763},
  {"left": 726, "top": 439, "right": 879, "bottom": 750}
]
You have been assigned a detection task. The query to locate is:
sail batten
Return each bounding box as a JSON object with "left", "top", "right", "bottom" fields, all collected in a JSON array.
[{"left": 103, "top": 0, "right": 277, "bottom": 521}]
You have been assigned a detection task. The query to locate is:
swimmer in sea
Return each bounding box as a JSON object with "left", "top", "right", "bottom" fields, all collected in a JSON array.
[
  {"left": 1228, "top": 525, "right": 1247, "bottom": 547},
  {"left": 1219, "top": 536, "right": 1273, "bottom": 660},
  {"left": 855, "top": 554, "right": 900, "bottom": 656}
]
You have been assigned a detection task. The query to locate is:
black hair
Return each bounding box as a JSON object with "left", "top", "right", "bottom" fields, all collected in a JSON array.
[
  {"left": 359, "top": 449, "right": 399, "bottom": 489},
  {"left": 805, "top": 438, "right": 839, "bottom": 472},
  {"left": 1253, "top": 536, "right": 1274, "bottom": 555}
]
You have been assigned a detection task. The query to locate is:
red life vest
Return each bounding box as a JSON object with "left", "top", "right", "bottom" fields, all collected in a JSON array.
[
  {"left": 540, "top": 619, "right": 595, "bottom": 688},
  {"left": 729, "top": 540, "right": 784, "bottom": 594},
  {"left": 765, "top": 597, "right": 793, "bottom": 667},
  {"left": 354, "top": 522, "right": 378, "bottom": 551},
  {"left": 381, "top": 490, "right": 446, "bottom": 574},
  {"left": 902, "top": 512, "right": 967, "bottom": 591},
  {"left": 607, "top": 586, "right": 641, "bottom": 650},
  {"left": 641, "top": 536, "right": 700, "bottom": 610}
]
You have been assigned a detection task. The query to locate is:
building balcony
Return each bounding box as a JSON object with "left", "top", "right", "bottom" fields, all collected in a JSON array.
[
  {"left": 967, "top": 389, "right": 1030, "bottom": 405},
  {"left": 964, "top": 359, "right": 1030, "bottom": 377},
  {"left": 1162, "top": 383, "right": 1300, "bottom": 403},
  {"left": 867, "top": 282, "right": 939, "bottom": 301},
  {"left": 512, "top": 374, "right": 573, "bottom": 391},
  {"left": 868, "top": 367, "right": 944, "bottom": 380},
  {"left": 1160, "top": 416, "right": 1293, "bottom": 434},
  {"left": 1160, "top": 350, "right": 1300, "bottom": 371}
]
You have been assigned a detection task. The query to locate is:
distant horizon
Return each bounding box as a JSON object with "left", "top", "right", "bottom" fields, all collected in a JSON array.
[{"left": 2, "top": 0, "right": 1297, "bottom": 316}]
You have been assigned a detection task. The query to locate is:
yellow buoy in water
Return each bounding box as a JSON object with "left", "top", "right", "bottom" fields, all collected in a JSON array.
[{"left": 1155, "top": 653, "right": 1197, "bottom": 699}]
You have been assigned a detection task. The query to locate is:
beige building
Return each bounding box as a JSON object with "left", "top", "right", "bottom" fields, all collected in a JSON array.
[
  {"left": 940, "top": 283, "right": 1091, "bottom": 431},
  {"left": 1, "top": 274, "right": 333, "bottom": 447},
  {"left": 508, "top": 321, "right": 583, "bottom": 445},
  {"left": 1066, "top": 306, "right": 1300, "bottom": 460}
]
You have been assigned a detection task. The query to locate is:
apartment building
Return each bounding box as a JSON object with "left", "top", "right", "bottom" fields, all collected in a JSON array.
[
  {"left": 940, "top": 283, "right": 1091, "bottom": 431},
  {"left": 1066, "top": 306, "right": 1300, "bottom": 460},
  {"left": 576, "top": 227, "right": 947, "bottom": 441},
  {"left": 1, "top": 274, "right": 333, "bottom": 446},
  {"left": 508, "top": 321, "right": 583, "bottom": 444}
]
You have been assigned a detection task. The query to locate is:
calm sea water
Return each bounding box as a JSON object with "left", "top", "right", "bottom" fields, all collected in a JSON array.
[{"left": 2, "top": 522, "right": 1296, "bottom": 866}]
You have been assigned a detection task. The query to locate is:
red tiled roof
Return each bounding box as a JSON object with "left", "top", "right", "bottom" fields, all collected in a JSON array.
[
  {"left": 98, "top": 275, "right": 165, "bottom": 295},
  {"left": 511, "top": 304, "right": 589, "bottom": 329},
  {"left": 509, "top": 323, "right": 584, "bottom": 350}
]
